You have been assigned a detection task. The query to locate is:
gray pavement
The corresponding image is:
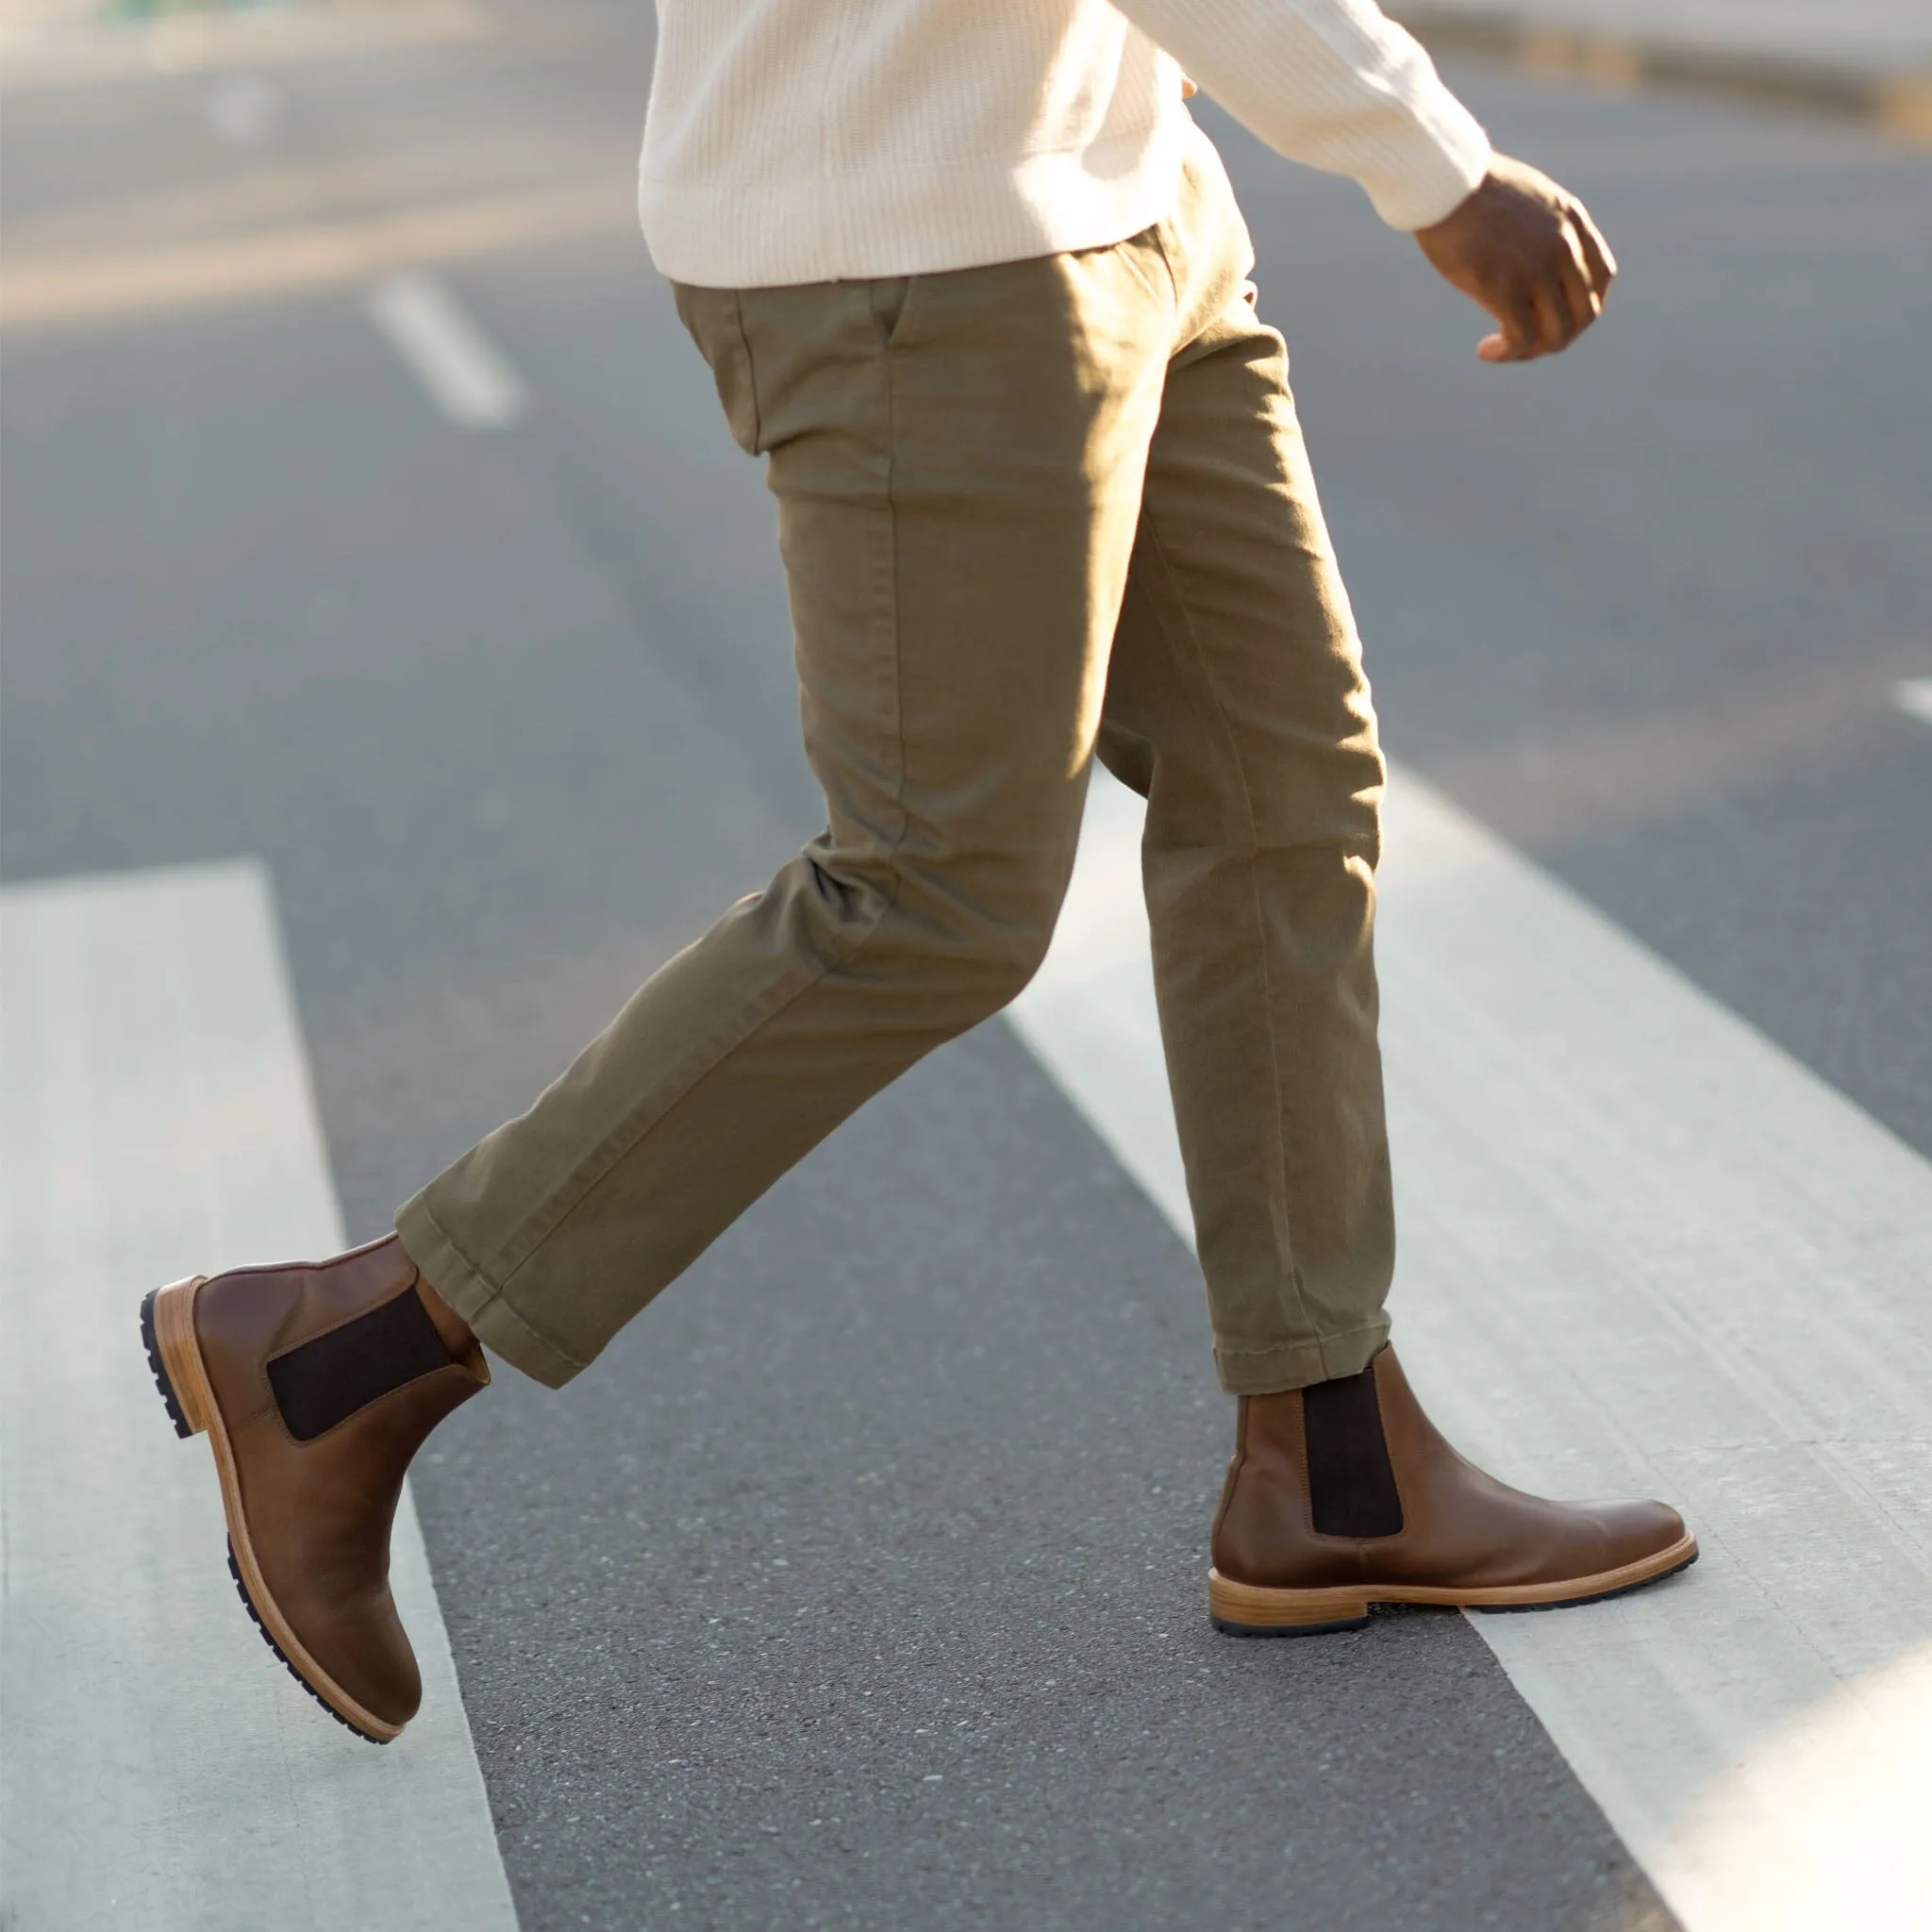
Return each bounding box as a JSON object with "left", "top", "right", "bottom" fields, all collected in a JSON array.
[
  {"left": 3, "top": 7, "right": 1927, "bottom": 1927},
  {"left": 1400, "top": 0, "right": 1932, "bottom": 75}
]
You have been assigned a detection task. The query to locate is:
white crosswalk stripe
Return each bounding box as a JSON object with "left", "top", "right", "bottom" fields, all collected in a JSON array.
[
  {"left": 1009, "top": 765, "right": 1932, "bottom": 1932},
  {"left": 0, "top": 863, "right": 517, "bottom": 1932},
  {"left": 367, "top": 270, "right": 527, "bottom": 431},
  {"left": 7, "top": 781, "right": 1928, "bottom": 1927}
]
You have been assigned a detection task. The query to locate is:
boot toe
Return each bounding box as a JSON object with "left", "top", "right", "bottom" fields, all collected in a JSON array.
[
  {"left": 1598, "top": 1497, "right": 1690, "bottom": 1571},
  {"left": 308, "top": 1598, "right": 423, "bottom": 1731}
]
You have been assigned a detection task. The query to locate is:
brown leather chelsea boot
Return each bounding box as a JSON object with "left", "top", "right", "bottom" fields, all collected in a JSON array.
[
  {"left": 1208, "top": 1346, "right": 1694, "bottom": 1635},
  {"left": 140, "top": 1233, "right": 488, "bottom": 1741}
]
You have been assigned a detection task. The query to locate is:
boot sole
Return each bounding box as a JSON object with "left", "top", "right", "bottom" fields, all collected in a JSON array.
[
  {"left": 140, "top": 1277, "right": 403, "bottom": 1744},
  {"left": 1207, "top": 1533, "right": 1700, "bottom": 1637}
]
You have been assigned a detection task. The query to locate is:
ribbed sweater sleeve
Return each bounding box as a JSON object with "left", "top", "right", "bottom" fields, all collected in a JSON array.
[{"left": 1112, "top": 0, "right": 1491, "bottom": 228}]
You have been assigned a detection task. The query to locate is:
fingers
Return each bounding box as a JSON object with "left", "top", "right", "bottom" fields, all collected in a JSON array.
[
  {"left": 1491, "top": 211, "right": 1613, "bottom": 360},
  {"left": 1553, "top": 199, "right": 1617, "bottom": 355},
  {"left": 1557, "top": 228, "right": 1603, "bottom": 339},
  {"left": 1481, "top": 272, "right": 1570, "bottom": 361},
  {"left": 1524, "top": 282, "right": 1571, "bottom": 358},
  {"left": 1569, "top": 200, "right": 1618, "bottom": 299},
  {"left": 1494, "top": 284, "right": 1542, "bottom": 359},
  {"left": 1418, "top": 164, "right": 1620, "bottom": 364}
]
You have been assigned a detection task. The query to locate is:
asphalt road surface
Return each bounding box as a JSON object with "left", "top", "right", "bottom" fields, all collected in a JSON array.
[{"left": 5, "top": 4, "right": 1928, "bottom": 1927}]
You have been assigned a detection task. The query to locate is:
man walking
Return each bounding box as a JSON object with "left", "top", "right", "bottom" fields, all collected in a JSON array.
[{"left": 141, "top": 0, "right": 1692, "bottom": 1744}]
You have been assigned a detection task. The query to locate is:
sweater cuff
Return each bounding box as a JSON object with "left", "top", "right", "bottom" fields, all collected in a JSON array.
[{"left": 1357, "top": 85, "right": 1492, "bottom": 230}]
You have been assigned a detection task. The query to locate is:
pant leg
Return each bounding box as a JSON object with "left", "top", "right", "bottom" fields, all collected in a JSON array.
[
  {"left": 1099, "top": 155, "right": 1394, "bottom": 1395},
  {"left": 397, "top": 239, "right": 1176, "bottom": 1387}
]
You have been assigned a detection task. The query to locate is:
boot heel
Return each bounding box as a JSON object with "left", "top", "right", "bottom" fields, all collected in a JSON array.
[
  {"left": 141, "top": 1277, "right": 212, "bottom": 1439},
  {"left": 1207, "top": 1569, "right": 1372, "bottom": 1637}
]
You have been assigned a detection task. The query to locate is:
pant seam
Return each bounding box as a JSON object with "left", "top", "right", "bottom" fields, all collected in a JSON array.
[
  {"left": 1214, "top": 1318, "right": 1387, "bottom": 1359},
  {"left": 1147, "top": 220, "right": 1182, "bottom": 309},
  {"left": 1136, "top": 506, "right": 1326, "bottom": 1364},
  {"left": 478, "top": 1286, "right": 588, "bottom": 1374},
  {"left": 729, "top": 289, "right": 763, "bottom": 450},
  {"left": 1215, "top": 1319, "right": 1390, "bottom": 1394},
  {"left": 398, "top": 1197, "right": 589, "bottom": 1376}
]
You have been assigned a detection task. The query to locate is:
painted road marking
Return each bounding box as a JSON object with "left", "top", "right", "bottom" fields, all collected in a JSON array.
[
  {"left": 2, "top": 181, "right": 623, "bottom": 336},
  {"left": 367, "top": 269, "right": 526, "bottom": 430},
  {"left": 205, "top": 72, "right": 284, "bottom": 145},
  {"left": 0, "top": 863, "right": 517, "bottom": 1932},
  {"left": 1895, "top": 676, "right": 1932, "bottom": 726},
  {"left": 1009, "top": 765, "right": 1932, "bottom": 1932}
]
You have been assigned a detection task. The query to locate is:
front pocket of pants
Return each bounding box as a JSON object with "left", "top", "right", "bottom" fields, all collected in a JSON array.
[
  {"left": 673, "top": 283, "right": 763, "bottom": 454},
  {"left": 869, "top": 275, "right": 916, "bottom": 350}
]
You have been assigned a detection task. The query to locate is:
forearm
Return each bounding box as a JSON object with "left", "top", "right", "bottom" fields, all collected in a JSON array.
[{"left": 1118, "top": 0, "right": 1491, "bottom": 229}]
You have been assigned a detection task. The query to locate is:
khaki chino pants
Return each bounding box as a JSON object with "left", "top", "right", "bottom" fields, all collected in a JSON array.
[{"left": 397, "top": 130, "right": 1395, "bottom": 1397}]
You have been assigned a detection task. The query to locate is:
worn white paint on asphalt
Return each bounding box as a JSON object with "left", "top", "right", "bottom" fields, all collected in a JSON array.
[
  {"left": 366, "top": 269, "right": 527, "bottom": 430},
  {"left": 1008, "top": 765, "right": 1932, "bottom": 1932},
  {"left": 0, "top": 863, "right": 518, "bottom": 1932},
  {"left": 1895, "top": 676, "right": 1932, "bottom": 726},
  {"left": 205, "top": 72, "right": 285, "bottom": 145}
]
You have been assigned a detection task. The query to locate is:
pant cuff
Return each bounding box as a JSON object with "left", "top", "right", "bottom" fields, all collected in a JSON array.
[
  {"left": 1212, "top": 1316, "right": 1391, "bottom": 1395},
  {"left": 394, "top": 1195, "right": 585, "bottom": 1391}
]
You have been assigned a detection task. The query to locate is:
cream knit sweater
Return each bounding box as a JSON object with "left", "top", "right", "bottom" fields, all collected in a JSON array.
[{"left": 639, "top": 0, "right": 1491, "bottom": 289}]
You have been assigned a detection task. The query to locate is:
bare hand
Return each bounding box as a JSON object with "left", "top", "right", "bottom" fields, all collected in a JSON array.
[{"left": 1413, "top": 154, "right": 1617, "bottom": 363}]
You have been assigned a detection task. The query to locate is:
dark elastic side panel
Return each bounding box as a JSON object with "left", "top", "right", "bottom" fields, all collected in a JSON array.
[
  {"left": 1303, "top": 1365, "right": 1404, "bottom": 1539},
  {"left": 268, "top": 1289, "right": 455, "bottom": 1441}
]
